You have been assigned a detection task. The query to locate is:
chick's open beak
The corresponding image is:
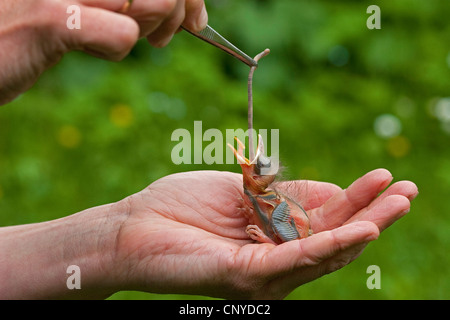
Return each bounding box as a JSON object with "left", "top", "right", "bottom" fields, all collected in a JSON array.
[{"left": 227, "top": 135, "right": 263, "bottom": 166}]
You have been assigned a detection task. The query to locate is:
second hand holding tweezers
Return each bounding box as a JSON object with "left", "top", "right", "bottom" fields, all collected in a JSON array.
[{"left": 181, "top": 25, "right": 258, "bottom": 67}]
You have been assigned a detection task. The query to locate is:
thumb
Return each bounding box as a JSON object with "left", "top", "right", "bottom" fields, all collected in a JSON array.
[
  {"left": 64, "top": 5, "right": 139, "bottom": 61},
  {"left": 263, "top": 221, "right": 379, "bottom": 276},
  {"left": 255, "top": 221, "right": 379, "bottom": 298}
]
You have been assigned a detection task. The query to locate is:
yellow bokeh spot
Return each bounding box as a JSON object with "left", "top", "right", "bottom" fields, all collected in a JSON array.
[
  {"left": 110, "top": 104, "right": 134, "bottom": 128},
  {"left": 387, "top": 135, "right": 411, "bottom": 158},
  {"left": 57, "top": 125, "right": 82, "bottom": 149}
]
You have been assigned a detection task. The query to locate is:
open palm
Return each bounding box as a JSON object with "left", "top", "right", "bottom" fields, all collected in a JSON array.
[{"left": 113, "top": 169, "right": 417, "bottom": 299}]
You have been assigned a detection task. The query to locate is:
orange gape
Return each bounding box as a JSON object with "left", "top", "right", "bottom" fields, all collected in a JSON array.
[{"left": 228, "top": 135, "right": 312, "bottom": 245}]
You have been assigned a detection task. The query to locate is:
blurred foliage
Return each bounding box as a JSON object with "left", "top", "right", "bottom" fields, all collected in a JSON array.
[{"left": 1, "top": 0, "right": 449, "bottom": 299}]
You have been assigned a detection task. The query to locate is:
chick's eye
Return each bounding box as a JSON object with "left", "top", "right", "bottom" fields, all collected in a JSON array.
[
  {"left": 255, "top": 155, "right": 271, "bottom": 175},
  {"left": 256, "top": 155, "right": 271, "bottom": 169}
]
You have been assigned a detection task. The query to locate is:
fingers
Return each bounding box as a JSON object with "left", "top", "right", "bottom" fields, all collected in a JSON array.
[
  {"left": 253, "top": 221, "right": 379, "bottom": 298},
  {"left": 342, "top": 180, "right": 417, "bottom": 231},
  {"left": 77, "top": 0, "right": 127, "bottom": 11},
  {"left": 346, "top": 194, "right": 411, "bottom": 232},
  {"left": 145, "top": 0, "right": 208, "bottom": 47},
  {"left": 183, "top": 0, "right": 208, "bottom": 31},
  {"left": 310, "top": 168, "right": 393, "bottom": 232},
  {"left": 365, "top": 180, "right": 418, "bottom": 205},
  {"left": 63, "top": 6, "right": 139, "bottom": 61},
  {"left": 271, "top": 221, "right": 379, "bottom": 271},
  {"left": 79, "top": 0, "right": 208, "bottom": 47},
  {"left": 146, "top": 0, "right": 186, "bottom": 47}
]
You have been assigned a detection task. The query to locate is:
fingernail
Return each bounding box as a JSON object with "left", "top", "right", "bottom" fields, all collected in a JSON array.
[
  {"left": 196, "top": 6, "right": 208, "bottom": 30},
  {"left": 409, "top": 190, "right": 419, "bottom": 201},
  {"left": 365, "top": 232, "right": 379, "bottom": 242},
  {"left": 401, "top": 208, "right": 411, "bottom": 215}
]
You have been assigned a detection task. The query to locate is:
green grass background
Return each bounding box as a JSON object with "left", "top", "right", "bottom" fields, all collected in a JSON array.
[{"left": 0, "top": 0, "right": 449, "bottom": 299}]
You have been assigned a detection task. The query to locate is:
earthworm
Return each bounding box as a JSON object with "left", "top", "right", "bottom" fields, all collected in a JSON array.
[{"left": 248, "top": 49, "right": 270, "bottom": 162}]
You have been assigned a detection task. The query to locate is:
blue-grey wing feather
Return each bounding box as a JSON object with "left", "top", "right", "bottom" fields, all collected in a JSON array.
[{"left": 271, "top": 201, "right": 300, "bottom": 242}]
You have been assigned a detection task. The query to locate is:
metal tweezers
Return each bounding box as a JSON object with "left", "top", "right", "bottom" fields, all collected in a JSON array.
[{"left": 182, "top": 25, "right": 258, "bottom": 67}]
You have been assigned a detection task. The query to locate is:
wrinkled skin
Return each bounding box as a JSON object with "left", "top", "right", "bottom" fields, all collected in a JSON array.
[{"left": 112, "top": 169, "right": 418, "bottom": 299}]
